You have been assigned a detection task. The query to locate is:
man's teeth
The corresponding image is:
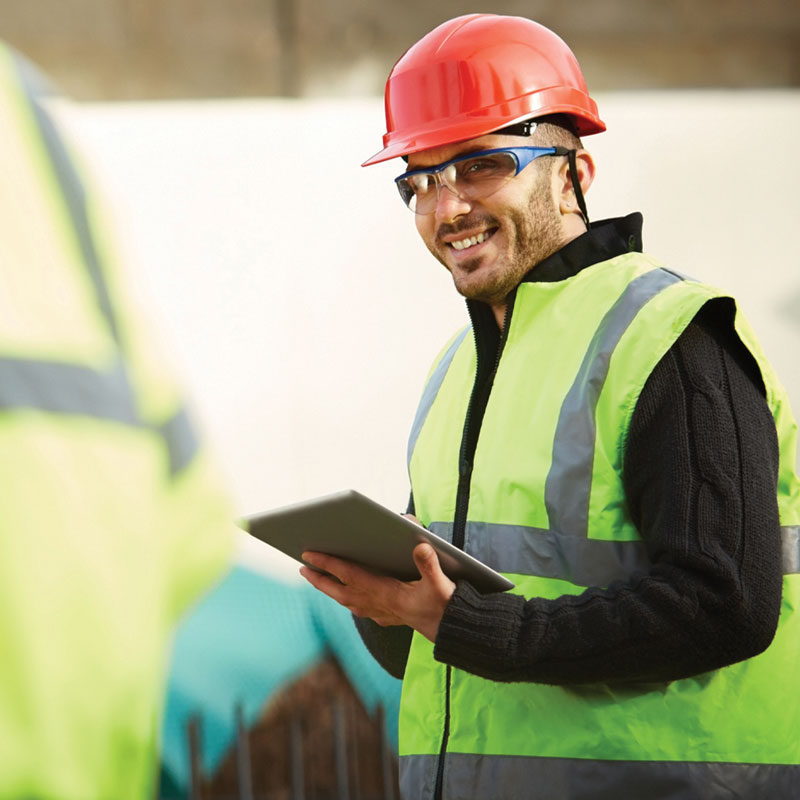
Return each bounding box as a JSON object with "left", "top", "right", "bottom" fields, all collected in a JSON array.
[{"left": 451, "top": 231, "right": 489, "bottom": 251}]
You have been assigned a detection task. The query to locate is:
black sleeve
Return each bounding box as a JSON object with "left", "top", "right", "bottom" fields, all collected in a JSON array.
[
  {"left": 433, "top": 299, "right": 784, "bottom": 685},
  {"left": 353, "top": 616, "right": 413, "bottom": 679}
]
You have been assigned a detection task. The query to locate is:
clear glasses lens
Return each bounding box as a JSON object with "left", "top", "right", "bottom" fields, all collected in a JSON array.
[{"left": 398, "top": 152, "right": 519, "bottom": 214}]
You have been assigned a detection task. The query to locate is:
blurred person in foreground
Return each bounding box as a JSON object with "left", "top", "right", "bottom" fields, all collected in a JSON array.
[
  {"left": 300, "top": 13, "right": 800, "bottom": 799},
  {"left": 0, "top": 44, "right": 233, "bottom": 798}
]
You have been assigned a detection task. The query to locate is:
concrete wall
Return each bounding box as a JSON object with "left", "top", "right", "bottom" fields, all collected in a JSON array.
[
  {"left": 54, "top": 92, "right": 800, "bottom": 570},
  {"left": 3, "top": 0, "right": 798, "bottom": 99}
]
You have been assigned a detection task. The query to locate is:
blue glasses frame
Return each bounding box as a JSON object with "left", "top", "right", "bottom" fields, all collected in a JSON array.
[{"left": 394, "top": 145, "right": 569, "bottom": 214}]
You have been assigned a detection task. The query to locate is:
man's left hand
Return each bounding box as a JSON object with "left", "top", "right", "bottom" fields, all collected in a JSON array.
[{"left": 299, "top": 543, "right": 456, "bottom": 643}]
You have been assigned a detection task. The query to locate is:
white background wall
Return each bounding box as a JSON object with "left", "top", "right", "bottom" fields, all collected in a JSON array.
[{"left": 55, "top": 93, "right": 800, "bottom": 568}]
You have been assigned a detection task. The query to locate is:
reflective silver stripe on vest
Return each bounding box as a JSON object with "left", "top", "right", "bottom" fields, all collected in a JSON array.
[
  {"left": 783, "top": 525, "right": 800, "bottom": 574},
  {"left": 545, "top": 268, "right": 682, "bottom": 537},
  {"left": 431, "top": 521, "right": 800, "bottom": 584},
  {"left": 466, "top": 521, "right": 649, "bottom": 586},
  {"left": 12, "top": 51, "right": 120, "bottom": 344},
  {"left": 159, "top": 405, "right": 198, "bottom": 475},
  {"left": 431, "top": 520, "right": 647, "bottom": 586},
  {"left": 400, "top": 752, "right": 800, "bottom": 800},
  {"left": 0, "top": 357, "right": 139, "bottom": 424},
  {"left": 0, "top": 357, "right": 198, "bottom": 476},
  {"left": 407, "top": 326, "right": 471, "bottom": 470}
]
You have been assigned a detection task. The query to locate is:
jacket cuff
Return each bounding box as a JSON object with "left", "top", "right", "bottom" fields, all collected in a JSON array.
[{"left": 433, "top": 580, "right": 528, "bottom": 680}]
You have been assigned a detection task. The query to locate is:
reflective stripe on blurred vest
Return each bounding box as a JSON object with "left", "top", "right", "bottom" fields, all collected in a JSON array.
[
  {"left": 0, "top": 45, "right": 233, "bottom": 799},
  {"left": 403, "top": 253, "right": 800, "bottom": 799},
  {"left": 0, "top": 356, "right": 198, "bottom": 475}
]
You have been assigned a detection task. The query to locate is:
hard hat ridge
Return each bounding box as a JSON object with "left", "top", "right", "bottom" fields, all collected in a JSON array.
[{"left": 363, "top": 13, "right": 605, "bottom": 167}]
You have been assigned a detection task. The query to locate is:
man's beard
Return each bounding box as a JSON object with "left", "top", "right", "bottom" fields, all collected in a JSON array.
[{"left": 428, "top": 170, "right": 564, "bottom": 305}]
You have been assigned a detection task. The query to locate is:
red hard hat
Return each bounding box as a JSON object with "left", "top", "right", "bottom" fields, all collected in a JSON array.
[{"left": 362, "top": 14, "right": 605, "bottom": 167}]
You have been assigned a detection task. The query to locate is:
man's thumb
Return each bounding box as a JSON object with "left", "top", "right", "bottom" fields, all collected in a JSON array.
[{"left": 414, "top": 543, "right": 437, "bottom": 575}]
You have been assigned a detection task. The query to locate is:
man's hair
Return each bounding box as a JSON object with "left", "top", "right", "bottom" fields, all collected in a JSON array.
[
  {"left": 528, "top": 115, "right": 583, "bottom": 150},
  {"left": 496, "top": 114, "right": 583, "bottom": 149}
]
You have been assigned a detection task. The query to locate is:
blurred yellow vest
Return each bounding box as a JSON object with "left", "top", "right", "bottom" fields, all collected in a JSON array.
[{"left": 0, "top": 46, "right": 233, "bottom": 798}]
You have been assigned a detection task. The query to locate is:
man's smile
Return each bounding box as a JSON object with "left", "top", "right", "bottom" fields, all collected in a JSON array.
[
  {"left": 437, "top": 217, "right": 500, "bottom": 257},
  {"left": 448, "top": 228, "right": 498, "bottom": 251}
]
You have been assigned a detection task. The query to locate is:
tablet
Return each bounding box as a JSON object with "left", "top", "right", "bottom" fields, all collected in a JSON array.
[{"left": 244, "top": 489, "right": 514, "bottom": 594}]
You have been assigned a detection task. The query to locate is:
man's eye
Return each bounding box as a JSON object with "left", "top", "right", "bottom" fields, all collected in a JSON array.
[
  {"left": 410, "top": 175, "right": 430, "bottom": 194},
  {"left": 459, "top": 157, "right": 505, "bottom": 179}
]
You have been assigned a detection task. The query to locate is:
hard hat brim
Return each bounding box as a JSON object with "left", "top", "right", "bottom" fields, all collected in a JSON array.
[{"left": 362, "top": 88, "right": 606, "bottom": 167}]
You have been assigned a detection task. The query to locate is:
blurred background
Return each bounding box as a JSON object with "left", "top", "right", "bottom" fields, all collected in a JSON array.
[
  {"left": 2, "top": 1, "right": 797, "bottom": 797},
  {"left": 2, "top": 0, "right": 798, "bottom": 99}
]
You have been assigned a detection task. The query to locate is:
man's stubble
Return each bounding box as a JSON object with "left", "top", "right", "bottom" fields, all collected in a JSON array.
[{"left": 427, "top": 165, "right": 564, "bottom": 306}]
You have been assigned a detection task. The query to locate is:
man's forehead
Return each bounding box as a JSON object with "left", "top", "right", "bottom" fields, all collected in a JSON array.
[{"left": 406, "top": 133, "right": 520, "bottom": 170}]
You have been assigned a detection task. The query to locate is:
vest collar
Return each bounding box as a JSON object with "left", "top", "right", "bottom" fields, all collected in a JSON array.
[
  {"left": 465, "top": 213, "right": 644, "bottom": 332},
  {"left": 521, "top": 212, "right": 644, "bottom": 285}
]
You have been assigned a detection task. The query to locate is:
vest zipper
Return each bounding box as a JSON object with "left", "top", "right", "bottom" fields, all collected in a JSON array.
[
  {"left": 433, "top": 294, "right": 515, "bottom": 800},
  {"left": 433, "top": 664, "right": 452, "bottom": 799},
  {"left": 453, "top": 297, "right": 514, "bottom": 548}
]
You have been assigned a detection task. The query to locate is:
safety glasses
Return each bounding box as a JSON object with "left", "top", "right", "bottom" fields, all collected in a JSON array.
[{"left": 395, "top": 145, "right": 569, "bottom": 214}]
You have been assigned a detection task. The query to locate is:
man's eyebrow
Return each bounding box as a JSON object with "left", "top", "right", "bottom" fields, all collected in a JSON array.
[{"left": 407, "top": 145, "right": 495, "bottom": 172}]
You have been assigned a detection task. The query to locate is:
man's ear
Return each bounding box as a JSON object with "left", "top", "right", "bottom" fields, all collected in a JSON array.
[{"left": 558, "top": 149, "right": 595, "bottom": 216}]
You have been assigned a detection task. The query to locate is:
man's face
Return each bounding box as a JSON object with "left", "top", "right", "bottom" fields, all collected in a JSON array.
[{"left": 408, "top": 134, "right": 566, "bottom": 309}]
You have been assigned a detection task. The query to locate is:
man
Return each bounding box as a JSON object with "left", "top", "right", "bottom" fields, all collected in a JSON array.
[
  {"left": 0, "top": 45, "right": 233, "bottom": 798},
  {"left": 299, "top": 14, "right": 800, "bottom": 799}
]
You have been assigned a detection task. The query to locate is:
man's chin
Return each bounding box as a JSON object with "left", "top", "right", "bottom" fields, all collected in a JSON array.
[
  {"left": 450, "top": 264, "right": 484, "bottom": 298},
  {"left": 451, "top": 273, "right": 506, "bottom": 306},
  {"left": 441, "top": 250, "right": 510, "bottom": 303},
  {"left": 447, "top": 248, "right": 487, "bottom": 278}
]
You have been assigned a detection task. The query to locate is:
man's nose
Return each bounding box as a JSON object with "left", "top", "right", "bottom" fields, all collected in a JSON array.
[{"left": 433, "top": 181, "right": 472, "bottom": 223}]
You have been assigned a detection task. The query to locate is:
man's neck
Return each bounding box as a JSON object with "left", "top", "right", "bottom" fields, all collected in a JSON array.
[{"left": 489, "top": 302, "right": 506, "bottom": 330}]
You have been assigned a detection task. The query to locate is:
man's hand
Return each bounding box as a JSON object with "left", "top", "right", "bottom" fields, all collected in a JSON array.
[{"left": 299, "top": 541, "right": 456, "bottom": 643}]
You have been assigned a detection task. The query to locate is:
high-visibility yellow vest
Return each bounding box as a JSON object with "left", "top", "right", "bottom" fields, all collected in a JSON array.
[
  {"left": 404, "top": 253, "right": 800, "bottom": 798},
  {"left": 0, "top": 46, "right": 233, "bottom": 798}
]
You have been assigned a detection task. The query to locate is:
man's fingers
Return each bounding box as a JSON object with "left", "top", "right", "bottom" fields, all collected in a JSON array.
[
  {"left": 301, "top": 546, "right": 452, "bottom": 640},
  {"left": 299, "top": 565, "right": 345, "bottom": 599},
  {"left": 300, "top": 558, "right": 391, "bottom": 616},
  {"left": 302, "top": 550, "right": 374, "bottom": 587},
  {"left": 299, "top": 570, "right": 393, "bottom": 623}
]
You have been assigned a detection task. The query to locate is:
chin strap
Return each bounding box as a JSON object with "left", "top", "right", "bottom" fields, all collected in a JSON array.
[{"left": 559, "top": 147, "right": 590, "bottom": 228}]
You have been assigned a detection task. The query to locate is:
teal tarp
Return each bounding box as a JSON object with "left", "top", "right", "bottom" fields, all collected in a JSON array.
[{"left": 160, "top": 565, "right": 402, "bottom": 789}]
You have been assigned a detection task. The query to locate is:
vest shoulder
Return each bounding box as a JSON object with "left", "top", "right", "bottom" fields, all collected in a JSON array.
[{"left": 423, "top": 324, "right": 472, "bottom": 380}]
